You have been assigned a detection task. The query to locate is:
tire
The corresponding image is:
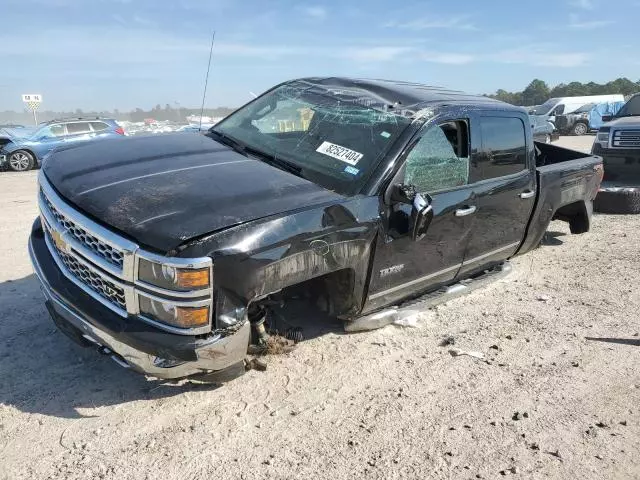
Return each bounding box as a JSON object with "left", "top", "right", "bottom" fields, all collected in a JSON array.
[
  {"left": 8, "top": 150, "right": 35, "bottom": 172},
  {"left": 573, "top": 122, "right": 588, "bottom": 136},
  {"left": 544, "top": 134, "right": 551, "bottom": 144},
  {"left": 594, "top": 189, "right": 640, "bottom": 214}
]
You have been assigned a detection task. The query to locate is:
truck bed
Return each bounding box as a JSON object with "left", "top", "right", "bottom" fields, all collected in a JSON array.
[{"left": 518, "top": 142, "right": 603, "bottom": 255}]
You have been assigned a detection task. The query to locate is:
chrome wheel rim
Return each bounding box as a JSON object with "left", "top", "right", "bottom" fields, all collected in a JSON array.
[
  {"left": 545, "top": 135, "right": 551, "bottom": 143},
  {"left": 575, "top": 124, "right": 587, "bottom": 135},
  {"left": 9, "top": 152, "right": 30, "bottom": 171}
]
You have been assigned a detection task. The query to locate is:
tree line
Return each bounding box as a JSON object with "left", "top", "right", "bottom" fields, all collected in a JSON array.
[{"left": 488, "top": 77, "right": 640, "bottom": 106}]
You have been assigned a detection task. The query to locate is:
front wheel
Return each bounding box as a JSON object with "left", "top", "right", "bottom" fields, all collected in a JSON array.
[
  {"left": 8, "top": 150, "right": 35, "bottom": 172},
  {"left": 573, "top": 122, "right": 588, "bottom": 136}
]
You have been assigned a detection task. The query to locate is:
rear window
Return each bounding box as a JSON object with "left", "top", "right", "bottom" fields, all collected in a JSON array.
[
  {"left": 66, "top": 122, "right": 91, "bottom": 134},
  {"left": 90, "top": 121, "right": 109, "bottom": 132}
]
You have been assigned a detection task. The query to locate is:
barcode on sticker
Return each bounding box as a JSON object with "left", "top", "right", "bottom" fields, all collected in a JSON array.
[{"left": 316, "top": 141, "right": 363, "bottom": 165}]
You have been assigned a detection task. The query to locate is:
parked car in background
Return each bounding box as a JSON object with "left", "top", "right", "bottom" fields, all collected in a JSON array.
[
  {"left": 593, "top": 93, "right": 640, "bottom": 183},
  {"left": 529, "top": 94, "right": 625, "bottom": 127},
  {"left": 0, "top": 117, "right": 125, "bottom": 171},
  {"left": 555, "top": 101, "right": 625, "bottom": 136},
  {"left": 530, "top": 115, "right": 557, "bottom": 143}
]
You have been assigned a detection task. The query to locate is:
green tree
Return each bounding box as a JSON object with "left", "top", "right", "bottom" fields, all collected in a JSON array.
[{"left": 521, "top": 79, "right": 550, "bottom": 106}]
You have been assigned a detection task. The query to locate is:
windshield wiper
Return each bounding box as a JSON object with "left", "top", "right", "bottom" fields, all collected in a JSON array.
[
  {"left": 245, "top": 146, "right": 304, "bottom": 178},
  {"left": 208, "top": 130, "right": 248, "bottom": 157}
]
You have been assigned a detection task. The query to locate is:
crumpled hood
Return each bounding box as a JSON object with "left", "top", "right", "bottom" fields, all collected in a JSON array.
[{"left": 43, "top": 133, "right": 344, "bottom": 252}]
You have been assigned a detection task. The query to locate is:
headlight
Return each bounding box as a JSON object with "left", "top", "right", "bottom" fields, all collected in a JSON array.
[
  {"left": 137, "top": 257, "right": 211, "bottom": 292},
  {"left": 139, "top": 296, "right": 210, "bottom": 329},
  {"left": 596, "top": 131, "right": 610, "bottom": 145}
]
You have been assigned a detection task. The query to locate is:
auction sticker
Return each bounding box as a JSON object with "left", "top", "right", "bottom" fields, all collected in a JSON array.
[{"left": 316, "top": 141, "right": 363, "bottom": 165}]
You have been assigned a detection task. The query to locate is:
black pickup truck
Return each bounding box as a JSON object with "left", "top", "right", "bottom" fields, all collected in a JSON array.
[{"left": 29, "top": 78, "right": 603, "bottom": 381}]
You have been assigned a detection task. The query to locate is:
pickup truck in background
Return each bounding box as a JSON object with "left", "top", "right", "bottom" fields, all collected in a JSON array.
[
  {"left": 591, "top": 94, "right": 640, "bottom": 213},
  {"left": 29, "top": 78, "right": 603, "bottom": 381}
]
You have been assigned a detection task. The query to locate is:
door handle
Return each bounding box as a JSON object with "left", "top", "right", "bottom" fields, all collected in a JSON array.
[
  {"left": 519, "top": 190, "right": 535, "bottom": 199},
  {"left": 455, "top": 206, "right": 477, "bottom": 217}
]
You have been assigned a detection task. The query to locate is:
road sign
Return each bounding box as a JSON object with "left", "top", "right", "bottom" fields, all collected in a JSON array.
[
  {"left": 21, "top": 94, "right": 42, "bottom": 124},
  {"left": 22, "top": 94, "right": 42, "bottom": 103}
]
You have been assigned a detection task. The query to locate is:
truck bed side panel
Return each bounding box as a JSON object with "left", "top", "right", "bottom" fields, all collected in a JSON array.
[{"left": 518, "top": 143, "right": 602, "bottom": 255}]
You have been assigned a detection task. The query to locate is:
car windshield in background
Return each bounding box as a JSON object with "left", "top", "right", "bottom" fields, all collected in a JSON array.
[
  {"left": 574, "top": 104, "right": 595, "bottom": 113},
  {"left": 618, "top": 96, "right": 640, "bottom": 117},
  {"left": 529, "top": 98, "right": 559, "bottom": 115},
  {"left": 210, "top": 82, "right": 412, "bottom": 195}
]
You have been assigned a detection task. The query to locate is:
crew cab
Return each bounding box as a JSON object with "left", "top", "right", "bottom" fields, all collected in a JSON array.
[
  {"left": 592, "top": 93, "right": 640, "bottom": 183},
  {"left": 29, "top": 78, "right": 603, "bottom": 381}
]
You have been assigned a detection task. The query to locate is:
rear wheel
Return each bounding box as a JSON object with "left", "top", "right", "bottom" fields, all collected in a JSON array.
[
  {"left": 8, "top": 150, "right": 35, "bottom": 172},
  {"left": 573, "top": 122, "right": 588, "bottom": 136}
]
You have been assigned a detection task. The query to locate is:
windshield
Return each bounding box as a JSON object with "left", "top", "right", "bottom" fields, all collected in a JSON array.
[
  {"left": 617, "top": 96, "right": 640, "bottom": 117},
  {"left": 211, "top": 82, "right": 412, "bottom": 195},
  {"left": 529, "top": 98, "right": 559, "bottom": 116},
  {"left": 574, "top": 103, "right": 595, "bottom": 113}
]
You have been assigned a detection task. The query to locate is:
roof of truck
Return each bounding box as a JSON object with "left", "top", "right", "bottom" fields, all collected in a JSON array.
[{"left": 296, "top": 77, "right": 516, "bottom": 115}]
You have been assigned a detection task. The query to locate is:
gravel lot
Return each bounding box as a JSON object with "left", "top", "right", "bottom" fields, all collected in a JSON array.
[{"left": 1, "top": 136, "right": 639, "bottom": 480}]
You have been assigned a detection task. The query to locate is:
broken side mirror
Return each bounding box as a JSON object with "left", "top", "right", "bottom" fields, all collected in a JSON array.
[
  {"left": 410, "top": 193, "right": 433, "bottom": 242},
  {"left": 390, "top": 184, "right": 433, "bottom": 241}
]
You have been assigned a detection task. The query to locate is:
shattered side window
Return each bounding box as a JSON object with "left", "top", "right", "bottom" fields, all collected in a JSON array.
[{"left": 404, "top": 124, "right": 470, "bottom": 193}]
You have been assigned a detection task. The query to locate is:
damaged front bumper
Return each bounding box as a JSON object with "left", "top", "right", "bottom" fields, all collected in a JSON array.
[{"left": 29, "top": 225, "right": 250, "bottom": 380}]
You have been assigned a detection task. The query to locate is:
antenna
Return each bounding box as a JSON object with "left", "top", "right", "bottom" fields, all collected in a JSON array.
[{"left": 199, "top": 31, "right": 216, "bottom": 130}]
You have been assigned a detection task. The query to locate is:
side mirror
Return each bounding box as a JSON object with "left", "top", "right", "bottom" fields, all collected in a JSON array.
[
  {"left": 410, "top": 193, "right": 434, "bottom": 241},
  {"left": 602, "top": 115, "right": 613, "bottom": 123},
  {"left": 390, "top": 183, "right": 417, "bottom": 204},
  {"left": 390, "top": 184, "right": 434, "bottom": 241}
]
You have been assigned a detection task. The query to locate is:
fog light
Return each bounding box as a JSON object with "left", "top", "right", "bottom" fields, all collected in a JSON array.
[{"left": 139, "top": 296, "right": 210, "bottom": 329}]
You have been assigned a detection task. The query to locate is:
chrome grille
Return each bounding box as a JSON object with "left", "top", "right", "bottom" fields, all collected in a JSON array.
[
  {"left": 40, "top": 188, "right": 124, "bottom": 269},
  {"left": 613, "top": 129, "right": 640, "bottom": 147},
  {"left": 44, "top": 227, "right": 127, "bottom": 311}
]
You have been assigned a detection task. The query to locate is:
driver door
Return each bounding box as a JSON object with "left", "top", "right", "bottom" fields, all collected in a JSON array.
[{"left": 364, "top": 119, "right": 478, "bottom": 313}]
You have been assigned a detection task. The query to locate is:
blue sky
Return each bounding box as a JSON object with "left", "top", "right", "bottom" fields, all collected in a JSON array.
[{"left": 1, "top": 0, "right": 639, "bottom": 111}]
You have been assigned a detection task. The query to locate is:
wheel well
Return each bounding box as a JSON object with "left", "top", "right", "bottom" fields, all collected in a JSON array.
[{"left": 250, "top": 269, "right": 358, "bottom": 320}]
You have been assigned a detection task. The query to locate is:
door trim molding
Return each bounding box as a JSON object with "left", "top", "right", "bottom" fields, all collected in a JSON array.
[
  {"left": 368, "top": 263, "right": 460, "bottom": 301},
  {"left": 461, "top": 241, "right": 520, "bottom": 267}
]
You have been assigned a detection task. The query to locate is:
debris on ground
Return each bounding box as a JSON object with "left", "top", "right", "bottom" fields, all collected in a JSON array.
[
  {"left": 536, "top": 294, "right": 551, "bottom": 302},
  {"left": 448, "top": 348, "right": 485, "bottom": 360},
  {"left": 246, "top": 357, "right": 268, "bottom": 372},
  {"left": 439, "top": 335, "right": 456, "bottom": 346}
]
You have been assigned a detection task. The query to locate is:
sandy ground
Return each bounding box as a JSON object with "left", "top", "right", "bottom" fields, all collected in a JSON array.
[{"left": 1, "top": 136, "right": 639, "bottom": 480}]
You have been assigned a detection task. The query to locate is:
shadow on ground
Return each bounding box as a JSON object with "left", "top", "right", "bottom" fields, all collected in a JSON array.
[
  {"left": 585, "top": 337, "right": 640, "bottom": 347},
  {"left": 541, "top": 231, "right": 566, "bottom": 247},
  {"left": 0, "top": 274, "right": 342, "bottom": 419}
]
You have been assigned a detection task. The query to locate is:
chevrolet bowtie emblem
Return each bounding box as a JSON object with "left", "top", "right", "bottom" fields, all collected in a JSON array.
[{"left": 51, "top": 228, "right": 70, "bottom": 253}]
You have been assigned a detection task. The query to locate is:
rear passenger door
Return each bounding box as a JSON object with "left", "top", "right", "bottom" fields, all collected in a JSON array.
[
  {"left": 64, "top": 122, "right": 93, "bottom": 143},
  {"left": 458, "top": 115, "right": 535, "bottom": 276}
]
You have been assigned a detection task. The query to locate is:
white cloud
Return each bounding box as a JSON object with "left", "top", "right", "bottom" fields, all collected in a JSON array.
[
  {"left": 569, "top": 0, "right": 595, "bottom": 9},
  {"left": 568, "top": 14, "right": 614, "bottom": 29},
  {"left": 420, "top": 52, "right": 475, "bottom": 65},
  {"left": 303, "top": 6, "right": 327, "bottom": 19},
  {"left": 339, "top": 46, "right": 414, "bottom": 62},
  {"left": 489, "top": 48, "right": 589, "bottom": 67},
  {"left": 386, "top": 16, "right": 476, "bottom": 31}
]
